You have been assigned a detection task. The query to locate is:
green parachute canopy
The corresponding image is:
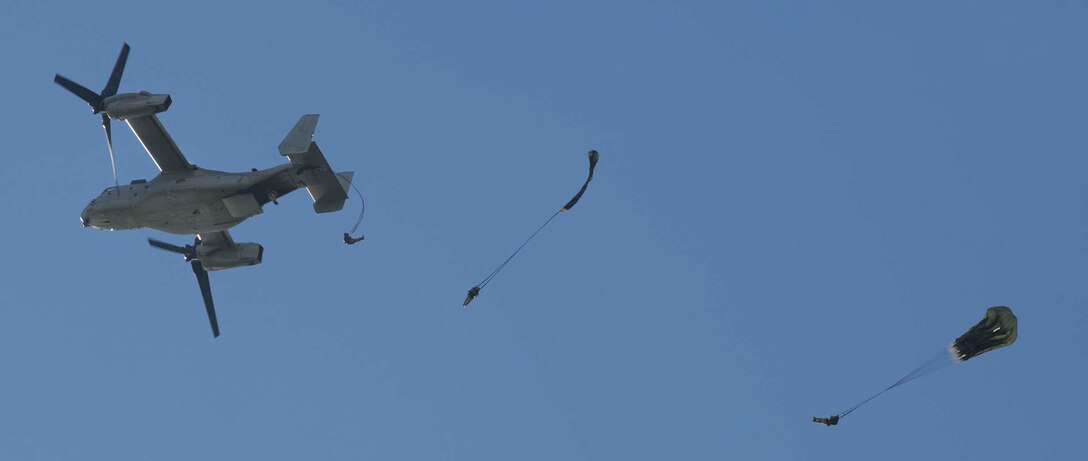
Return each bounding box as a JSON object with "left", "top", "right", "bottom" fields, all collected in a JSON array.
[
  {"left": 561, "top": 150, "right": 599, "bottom": 212},
  {"left": 951, "top": 306, "right": 1018, "bottom": 361}
]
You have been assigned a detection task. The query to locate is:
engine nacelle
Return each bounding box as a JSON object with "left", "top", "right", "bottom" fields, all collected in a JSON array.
[
  {"left": 104, "top": 91, "right": 172, "bottom": 120},
  {"left": 198, "top": 242, "right": 263, "bottom": 271}
]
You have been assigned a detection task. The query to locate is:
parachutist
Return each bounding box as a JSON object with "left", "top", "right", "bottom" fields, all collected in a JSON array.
[
  {"left": 343, "top": 232, "right": 364, "bottom": 245},
  {"left": 813, "top": 416, "right": 839, "bottom": 426},
  {"left": 463, "top": 286, "right": 481, "bottom": 307}
]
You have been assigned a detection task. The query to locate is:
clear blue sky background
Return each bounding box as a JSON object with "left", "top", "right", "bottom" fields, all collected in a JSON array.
[{"left": 1, "top": 1, "right": 1084, "bottom": 459}]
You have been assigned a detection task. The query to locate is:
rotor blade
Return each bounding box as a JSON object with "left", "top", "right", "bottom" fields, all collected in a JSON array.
[
  {"left": 148, "top": 238, "right": 190, "bottom": 255},
  {"left": 53, "top": 74, "right": 102, "bottom": 110},
  {"left": 101, "top": 43, "right": 130, "bottom": 98},
  {"left": 190, "top": 260, "right": 220, "bottom": 338},
  {"left": 102, "top": 114, "right": 119, "bottom": 190}
]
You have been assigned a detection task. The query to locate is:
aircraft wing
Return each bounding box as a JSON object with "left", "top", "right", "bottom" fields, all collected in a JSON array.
[{"left": 126, "top": 114, "right": 193, "bottom": 174}]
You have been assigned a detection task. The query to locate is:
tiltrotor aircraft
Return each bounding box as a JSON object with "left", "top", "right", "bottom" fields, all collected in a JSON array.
[{"left": 55, "top": 43, "right": 353, "bottom": 337}]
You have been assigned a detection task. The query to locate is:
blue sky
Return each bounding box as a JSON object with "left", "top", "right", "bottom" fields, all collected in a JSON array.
[{"left": 1, "top": 1, "right": 1085, "bottom": 459}]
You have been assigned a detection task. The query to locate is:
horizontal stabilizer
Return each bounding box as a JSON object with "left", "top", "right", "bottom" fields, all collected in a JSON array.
[
  {"left": 310, "top": 171, "right": 354, "bottom": 213},
  {"left": 337, "top": 171, "right": 354, "bottom": 194},
  {"left": 289, "top": 142, "right": 351, "bottom": 213}
]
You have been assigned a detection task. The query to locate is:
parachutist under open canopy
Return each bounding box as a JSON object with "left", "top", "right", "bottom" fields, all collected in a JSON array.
[
  {"left": 463, "top": 150, "right": 599, "bottom": 307},
  {"left": 815, "top": 306, "right": 1018, "bottom": 425}
]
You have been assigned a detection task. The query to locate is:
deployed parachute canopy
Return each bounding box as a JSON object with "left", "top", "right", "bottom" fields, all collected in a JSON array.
[
  {"left": 562, "top": 150, "right": 599, "bottom": 212},
  {"left": 815, "top": 306, "right": 1018, "bottom": 426},
  {"left": 951, "top": 306, "right": 1018, "bottom": 361},
  {"left": 463, "top": 150, "right": 599, "bottom": 307}
]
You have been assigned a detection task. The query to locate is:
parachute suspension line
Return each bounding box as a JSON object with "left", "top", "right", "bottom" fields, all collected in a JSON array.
[
  {"left": 478, "top": 209, "right": 561, "bottom": 289},
  {"left": 837, "top": 349, "right": 957, "bottom": 419},
  {"left": 348, "top": 181, "right": 366, "bottom": 235},
  {"left": 341, "top": 179, "right": 366, "bottom": 245}
]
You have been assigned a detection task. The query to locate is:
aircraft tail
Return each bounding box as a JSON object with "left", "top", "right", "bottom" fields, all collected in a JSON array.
[{"left": 278, "top": 114, "right": 351, "bottom": 213}]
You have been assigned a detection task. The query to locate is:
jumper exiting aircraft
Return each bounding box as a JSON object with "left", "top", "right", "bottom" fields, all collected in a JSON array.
[{"left": 55, "top": 43, "right": 354, "bottom": 338}]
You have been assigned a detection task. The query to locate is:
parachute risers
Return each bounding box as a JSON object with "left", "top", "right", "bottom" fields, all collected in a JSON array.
[
  {"left": 463, "top": 150, "right": 599, "bottom": 307},
  {"left": 816, "top": 306, "right": 1018, "bottom": 425}
]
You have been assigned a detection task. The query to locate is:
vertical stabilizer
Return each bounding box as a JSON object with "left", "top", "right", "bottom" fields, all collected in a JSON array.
[{"left": 278, "top": 114, "right": 319, "bottom": 157}]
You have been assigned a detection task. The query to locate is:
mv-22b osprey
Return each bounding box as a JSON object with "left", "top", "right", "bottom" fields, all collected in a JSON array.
[{"left": 55, "top": 43, "right": 354, "bottom": 337}]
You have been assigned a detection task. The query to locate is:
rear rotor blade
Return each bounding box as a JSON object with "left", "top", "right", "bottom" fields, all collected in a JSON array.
[
  {"left": 148, "top": 238, "right": 190, "bottom": 255},
  {"left": 190, "top": 260, "right": 220, "bottom": 338},
  {"left": 53, "top": 74, "right": 103, "bottom": 110},
  {"left": 101, "top": 43, "right": 130, "bottom": 98},
  {"left": 102, "top": 114, "right": 119, "bottom": 190}
]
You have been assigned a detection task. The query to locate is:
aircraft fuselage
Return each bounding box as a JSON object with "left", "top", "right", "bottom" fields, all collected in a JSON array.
[{"left": 81, "top": 164, "right": 300, "bottom": 235}]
